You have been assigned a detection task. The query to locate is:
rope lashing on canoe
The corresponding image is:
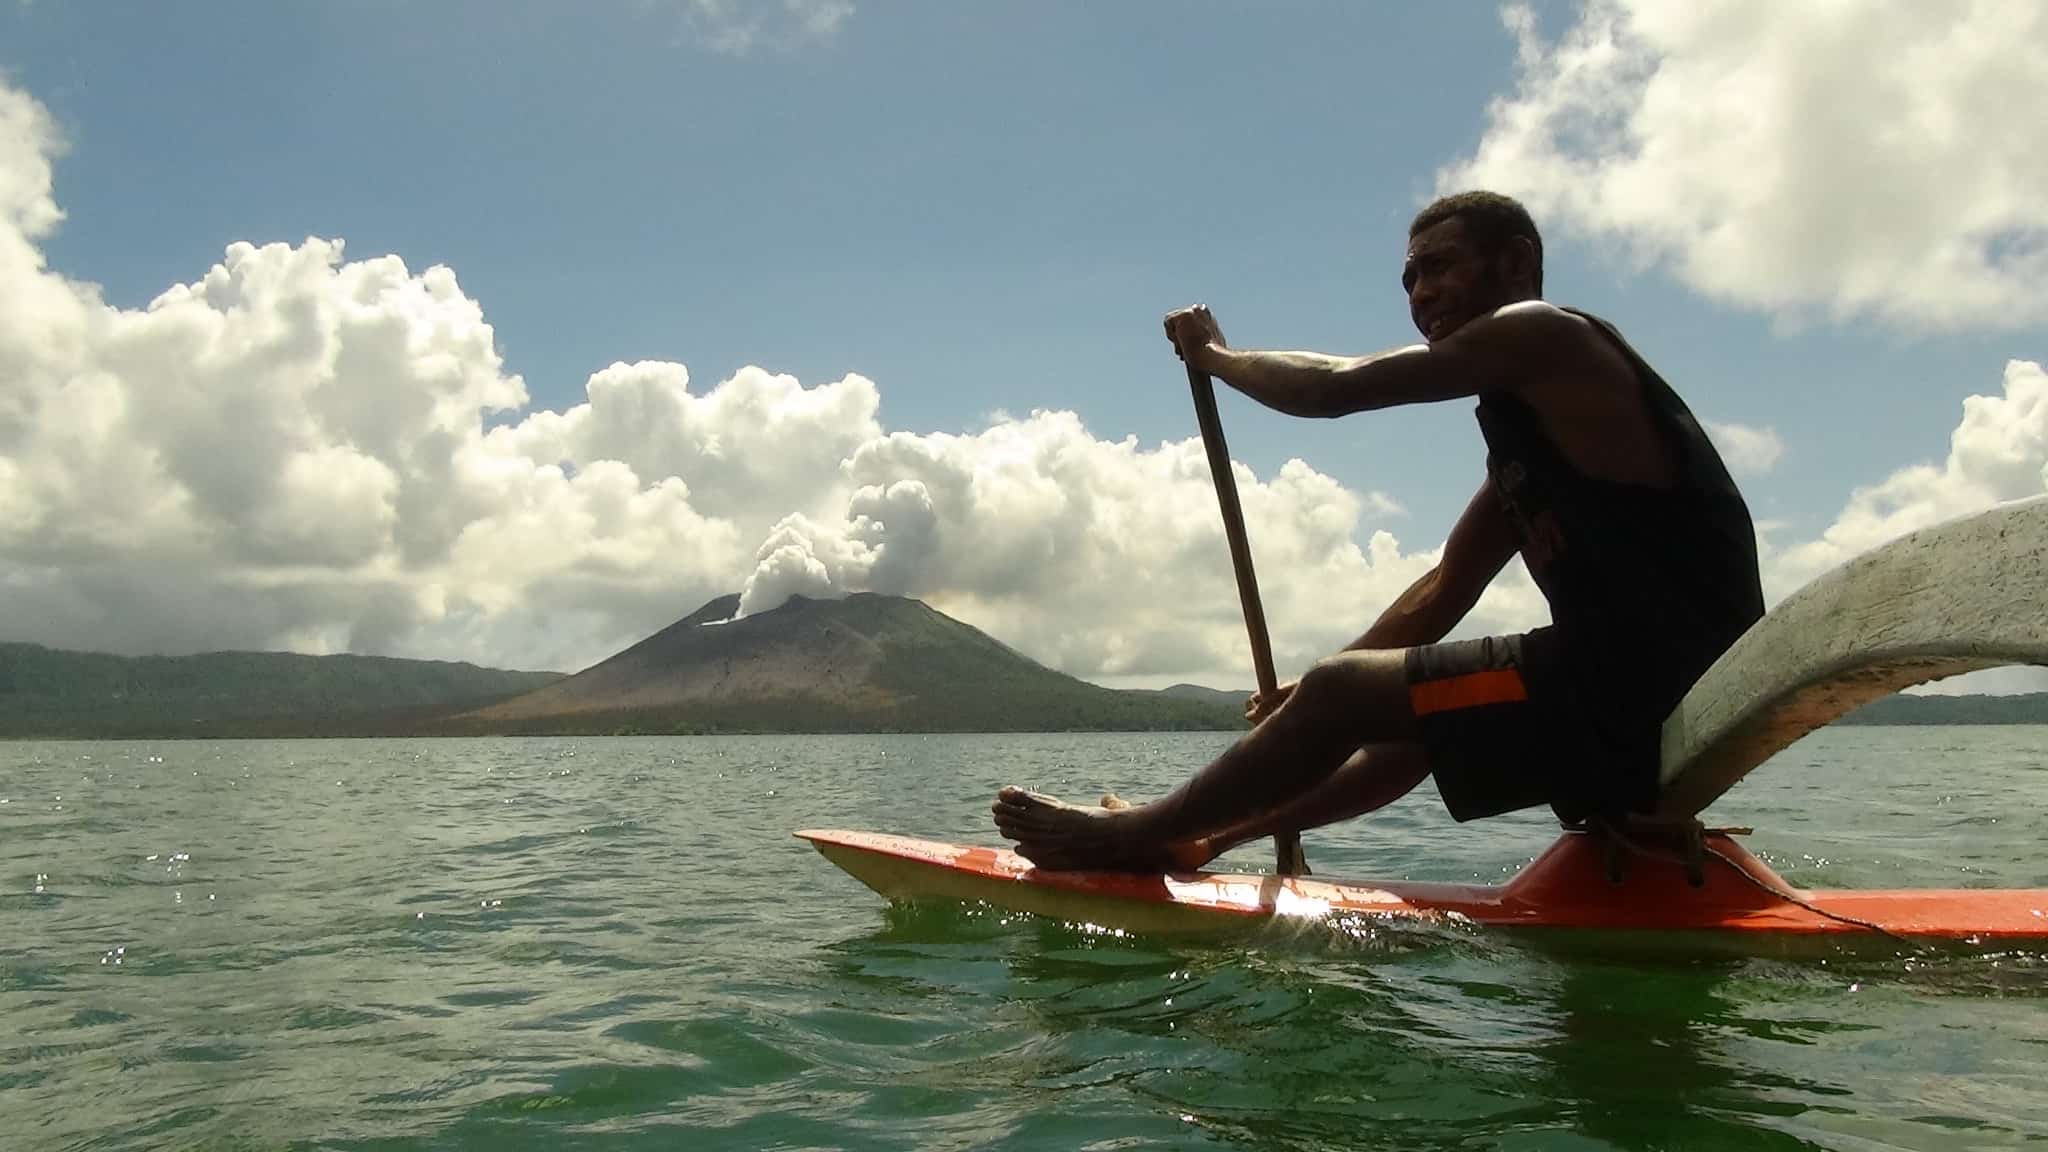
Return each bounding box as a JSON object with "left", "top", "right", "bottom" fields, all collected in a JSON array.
[
  {"left": 1590, "top": 817, "right": 1926, "bottom": 950},
  {"left": 1701, "top": 843, "right": 1924, "bottom": 949}
]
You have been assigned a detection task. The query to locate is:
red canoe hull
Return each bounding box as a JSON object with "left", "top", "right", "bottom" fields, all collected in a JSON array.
[{"left": 797, "top": 828, "right": 2048, "bottom": 945}]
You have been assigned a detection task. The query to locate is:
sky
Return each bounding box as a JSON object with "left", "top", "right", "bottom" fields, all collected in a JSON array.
[{"left": 0, "top": 1, "right": 2044, "bottom": 692}]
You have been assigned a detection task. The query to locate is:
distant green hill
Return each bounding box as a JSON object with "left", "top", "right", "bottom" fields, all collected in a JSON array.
[
  {"left": 14, "top": 603, "right": 2032, "bottom": 740},
  {"left": 449, "top": 593, "right": 1249, "bottom": 735},
  {"left": 1158, "top": 683, "right": 1254, "bottom": 711},
  {"left": 1837, "top": 691, "right": 2048, "bottom": 725},
  {"left": 0, "top": 643, "right": 563, "bottom": 738}
]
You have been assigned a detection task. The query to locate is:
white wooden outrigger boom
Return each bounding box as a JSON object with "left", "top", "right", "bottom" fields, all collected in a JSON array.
[{"left": 1657, "top": 495, "right": 2048, "bottom": 817}]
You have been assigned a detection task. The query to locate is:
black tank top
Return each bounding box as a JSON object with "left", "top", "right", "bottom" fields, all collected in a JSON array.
[{"left": 1478, "top": 309, "right": 1764, "bottom": 743}]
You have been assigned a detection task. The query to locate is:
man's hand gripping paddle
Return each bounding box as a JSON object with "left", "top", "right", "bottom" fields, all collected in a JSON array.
[{"left": 1182, "top": 357, "right": 1309, "bottom": 877}]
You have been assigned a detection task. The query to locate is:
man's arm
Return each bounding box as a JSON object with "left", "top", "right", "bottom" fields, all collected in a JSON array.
[
  {"left": 1245, "top": 479, "right": 1517, "bottom": 722},
  {"left": 1344, "top": 477, "right": 1518, "bottom": 651},
  {"left": 1191, "top": 302, "right": 1593, "bottom": 418}
]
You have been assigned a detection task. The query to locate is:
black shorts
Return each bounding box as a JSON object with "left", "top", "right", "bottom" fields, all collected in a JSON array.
[{"left": 1404, "top": 630, "right": 1643, "bottom": 823}]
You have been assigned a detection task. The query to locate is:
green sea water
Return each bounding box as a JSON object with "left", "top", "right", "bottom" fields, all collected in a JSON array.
[{"left": 3, "top": 729, "right": 2046, "bottom": 1151}]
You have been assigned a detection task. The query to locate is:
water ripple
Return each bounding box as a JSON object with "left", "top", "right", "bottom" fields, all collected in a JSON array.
[{"left": 0, "top": 730, "right": 2045, "bottom": 1149}]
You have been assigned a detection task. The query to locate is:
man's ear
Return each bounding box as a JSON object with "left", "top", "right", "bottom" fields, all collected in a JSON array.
[{"left": 1501, "top": 236, "right": 1540, "bottom": 295}]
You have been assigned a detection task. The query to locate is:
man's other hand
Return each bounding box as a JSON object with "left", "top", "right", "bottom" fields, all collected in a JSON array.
[{"left": 1245, "top": 679, "right": 1296, "bottom": 724}]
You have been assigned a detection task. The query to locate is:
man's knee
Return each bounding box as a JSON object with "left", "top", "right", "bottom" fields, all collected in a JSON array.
[
  {"left": 1299, "top": 648, "right": 1406, "bottom": 694},
  {"left": 1295, "top": 649, "right": 1418, "bottom": 736}
]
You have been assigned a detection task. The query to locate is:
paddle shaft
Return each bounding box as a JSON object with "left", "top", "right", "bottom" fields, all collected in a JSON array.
[{"left": 1184, "top": 364, "right": 1305, "bottom": 876}]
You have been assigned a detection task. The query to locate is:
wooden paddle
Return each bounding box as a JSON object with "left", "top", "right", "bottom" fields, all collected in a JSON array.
[{"left": 1184, "top": 362, "right": 1308, "bottom": 877}]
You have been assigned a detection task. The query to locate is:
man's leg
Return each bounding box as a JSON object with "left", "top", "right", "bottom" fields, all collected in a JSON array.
[
  {"left": 1162, "top": 742, "right": 1432, "bottom": 868},
  {"left": 992, "top": 648, "right": 1423, "bottom": 870}
]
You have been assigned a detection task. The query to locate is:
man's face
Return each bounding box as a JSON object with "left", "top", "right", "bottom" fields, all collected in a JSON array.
[{"left": 1402, "top": 217, "right": 1507, "bottom": 344}]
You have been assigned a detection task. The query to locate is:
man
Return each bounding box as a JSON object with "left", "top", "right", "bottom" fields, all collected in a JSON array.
[{"left": 993, "top": 191, "right": 1764, "bottom": 872}]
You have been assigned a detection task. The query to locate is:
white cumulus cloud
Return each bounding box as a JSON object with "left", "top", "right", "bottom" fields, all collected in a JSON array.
[
  {"left": 0, "top": 78, "right": 1491, "bottom": 687},
  {"left": 1443, "top": 1, "right": 2048, "bottom": 330},
  {"left": 730, "top": 412, "right": 1533, "bottom": 681},
  {"left": 1704, "top": 420, "right": 1785, "bottom": 477},
  {"left": 1766, "top": 359, "right": 2048, "bottom": 598},
  {"left": 682, "top": 0, "right": 853, "bottom": 56}
]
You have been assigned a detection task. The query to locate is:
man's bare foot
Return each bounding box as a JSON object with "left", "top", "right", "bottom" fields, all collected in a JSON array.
[
  {"left": 991, "top": 786, "right": 1136, "bottom": 869},
  {"left": 991, "top": 786, "right": 1183, "bottom": 871},
  {"left": 991, "top": 787, "right": 1216, "bottom": 872}
]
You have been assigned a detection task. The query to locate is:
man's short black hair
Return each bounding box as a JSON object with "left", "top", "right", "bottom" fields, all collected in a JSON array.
[{"left": 1410, "top": 191, "right": 1544, "bottom": 295}]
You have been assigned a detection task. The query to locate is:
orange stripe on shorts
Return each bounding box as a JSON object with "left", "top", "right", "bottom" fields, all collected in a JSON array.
[{"left": 1409, "top": 667, "right": 1529, "bottom": 716}]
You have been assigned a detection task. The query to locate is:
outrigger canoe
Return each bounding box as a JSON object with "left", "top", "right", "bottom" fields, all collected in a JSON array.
[
  {"left": 795, "top": 828, "right": 2048, "bottom": 946},
  {"left": 801, "top": 498, "right": 2048, "bottom": 947}
]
